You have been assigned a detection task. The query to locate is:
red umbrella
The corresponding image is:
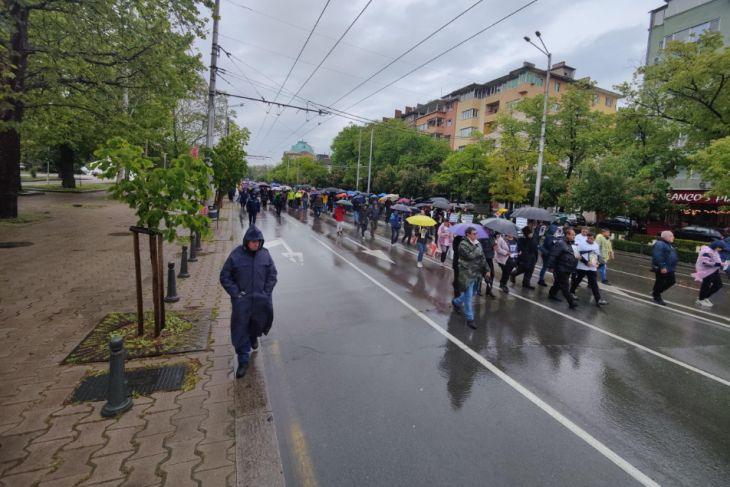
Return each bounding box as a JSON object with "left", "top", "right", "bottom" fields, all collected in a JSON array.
[
  {"left": 397, "top": 197, "right": 410, "bottom": 204},
  {"left": 336, "top": 192, "right": 348, "bottom": 199}
]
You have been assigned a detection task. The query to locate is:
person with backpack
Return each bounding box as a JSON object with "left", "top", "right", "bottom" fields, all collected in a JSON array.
[
  {"left": 359, "top": 205, "right": 370, "bottom": 238},
  {"left": 246, "top": 195, "right": 260, "bottom": 226},
  {"left": 389, "top": 211, "right": 402, "bottom": 244},
  {"left": 402, "top": 217, "right": 414, "bottom": 245},
  {"left": 368, "top": 201, "right": 380, "bottom": 238},
  {"left": 651, "top": 231, "right": 679, "bottom": 306}
]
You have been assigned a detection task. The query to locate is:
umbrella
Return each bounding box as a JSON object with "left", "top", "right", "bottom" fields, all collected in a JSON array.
[
  {"left": 279, "top": 185, "right": 292, "bottom": 191},
  {"left": 335, "top": 200, "right": 353, "bottom": 207},
  {"left": 257, "top": 183, "right": 271, "bottom": 188},
  {"left": 397, "top": 197, "right": 411, "bottom": 204},
  {"left": 309, "top": 191, "right": 320, "bottom": 195},
  {"left": 428, "top": 196, "right": 449, "bottom": 202},
  {"left": 391, "top": 204, "right": 411, "bottom": 212},
  {"left": 336, "top": 192, "right": 348, "bottom": 199},
  {"left": 322, "top": 187, "right": 344, "bottom": 193},
  {"left": 352, "top": 195, "right": 366, "bottom": 204},
  {"left": 385, "top": 194, "right": 399, "bottom": 202},
  {"left": 481, "top": 217, "right": 519, "bottom": 236},
  {"left": 377, "top": 193, "right": 387, "bottom": 197},
  {"left": 457, "top": 202, "right": 475, "bottom": 210},
  {"left": 407, "top": 215, "right": 437, "bottom": 227},
  {"left": 432, "top": 200, "right": 450, "bottom": 210},
  {"left": 511, "top": 206, "right": 553, "bottom": 221},
  {"left": 414, "top": 202, "right": 431, "bottom": 208},
  {"left": 447, "top": 223, "right": 488, "bottom": 238}
]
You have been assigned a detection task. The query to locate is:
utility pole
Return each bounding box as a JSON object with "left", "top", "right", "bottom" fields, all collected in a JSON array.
[
  {"left": 525, "top": 31, "right": 550, "bottom": 208},
  {"left": 366, "top": 128, "right": 374, "bottom": 194},
  {"left": 356, "top": 128, "right": 362, "bottom": 192},
  {"left": 206, "top": 0, "right": 221, "bottom": 149}
]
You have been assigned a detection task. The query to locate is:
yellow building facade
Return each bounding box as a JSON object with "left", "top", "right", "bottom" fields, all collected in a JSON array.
[{"left": 448, "top": 62, "right": 620, "bottom": 150}]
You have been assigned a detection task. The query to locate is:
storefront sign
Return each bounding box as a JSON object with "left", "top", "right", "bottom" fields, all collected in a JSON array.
[{"left": 669, "top": 190, "right": 730, "bottom": 206}]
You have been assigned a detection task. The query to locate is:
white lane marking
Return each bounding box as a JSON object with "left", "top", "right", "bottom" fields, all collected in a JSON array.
[
  {"left": 507, "top": 291, "right": 730, "bottom": 387},
  {"left": 311, "top": 235, "right": 659, "bottom": 487},
  {"left": 608, "top": 268, "right": 697, "bottom": 290},
  {"left": 602, "top": 286, "right": 730, "bottom": 328},
  {"left": 269, "top": 238, "right": 304, "bottom": 265},
  {"left": 345, "top": 237, "right": 396, "bottom": 264}
]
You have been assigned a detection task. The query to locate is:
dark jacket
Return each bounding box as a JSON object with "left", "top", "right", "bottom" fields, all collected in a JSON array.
[
  {"left": 219, "top": 226, "right": 278, "bottom": 337},
  {"left": 517, "top": 232, "right": 540, "bottom": 266},
  {"left": 548, "top": 238, "right": 578, "bottom": 273},
  {"left": 457, "top": 238, "right": 487, "bottom": 291},
  {"left": 652, "top": 239, "right": 679, "bottom": 272},
  {"left": 478, "top": 234, "right": 495, "bottom": 259},
  {"left": 246, "top": 197, "right": 260, "bottom": 215}
]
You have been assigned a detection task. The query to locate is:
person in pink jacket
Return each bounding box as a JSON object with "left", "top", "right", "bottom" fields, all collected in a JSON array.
[
  {"left": 692, "top": 245, "right": 727, "bottom": 307},
  {"left": 437, "top": 221, "right": 454, "bottom": 266}
]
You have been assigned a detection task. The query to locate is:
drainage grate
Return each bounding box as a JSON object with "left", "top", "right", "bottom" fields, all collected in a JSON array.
[
  {"left": 70, "top": 364, "right": 189, "bottom": 403},
  {"left": 0, "top": 242, "right": 34, "bottom": 249}
]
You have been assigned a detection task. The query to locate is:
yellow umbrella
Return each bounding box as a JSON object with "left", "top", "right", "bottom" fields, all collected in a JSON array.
[{"left": 407, "top": 215, "right": 437, "bottom": 227}]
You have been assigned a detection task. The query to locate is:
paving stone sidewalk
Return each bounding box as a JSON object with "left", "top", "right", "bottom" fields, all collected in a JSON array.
[{"left": 0, "top": 192, "right": 258, "bottom": 487}]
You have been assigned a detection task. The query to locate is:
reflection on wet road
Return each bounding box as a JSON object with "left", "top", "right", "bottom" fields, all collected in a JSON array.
[{"left": 246, "top": 207, "right": 730, "bottom": 486}]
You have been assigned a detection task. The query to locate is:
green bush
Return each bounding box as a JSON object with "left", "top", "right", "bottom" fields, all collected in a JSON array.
[
  {"left": 613, "top": 238, "right": 697, "bottom": 264},
  {"left": 625, "top": 234, "right": 706, "bottom": 253},
  {"left": 30, "top": 167, "right": 37, "bottom": 178}
]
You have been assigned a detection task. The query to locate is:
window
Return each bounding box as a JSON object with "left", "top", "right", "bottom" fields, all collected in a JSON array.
[
  {"left": 461, "top": 108, "right": 478, "bottom": 119},
  {"left": 459, "top": 91, "right": 475, "bottom": 102},
  {"left": 486, "top": 101, "right": 499, "bottom": 114},
  {"left": 446, "top": 119, "right": 452, "bottom": 127},
  {"left": 506, "top": 99, "right": 520, "bottom": 112},
  {"left": 417, "top": 123, "right": 428, "bottom": 131},
  {"left": 554, "top": 81, "right": 560, "bottom": 93},
  {"left": 459, "top": 127, "right": 477, "bottom": 137},
  {"left": 605, "top": 97, "right": 612, "bottom": 108},
  {"left": 592, "top": 94, "right": 599, "bottom": 106},
  {"left": 663, "top": 18, "right": 720, "bottom": 47}
]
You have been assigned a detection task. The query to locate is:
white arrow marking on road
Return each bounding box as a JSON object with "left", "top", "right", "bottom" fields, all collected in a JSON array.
[
  {"left": 345, "top": 237, "right": 395, "bottom": 264},
  {"left": 267, "top": 238, "right": 304, "bottom": 265}
]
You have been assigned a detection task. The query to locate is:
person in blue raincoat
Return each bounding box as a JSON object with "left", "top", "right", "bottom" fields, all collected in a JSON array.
[{"left": 219, "top": 226, "right": 278, "bottom": 378}]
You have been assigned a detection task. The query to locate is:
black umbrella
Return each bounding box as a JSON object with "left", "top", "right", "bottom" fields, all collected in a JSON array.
[
  {"left": 415, "top": 202, "right": 431, "bottom": 208},
  {"left": 322, "top": 187, "right": 344, "bottom": 193},
  {"left": 391, "top": 204, "right": 411, "bottom": 212},
  {"left": 432, "top": 200, "right": 450, "bottom": 210},
  {"left": 480, "top": 218, "right": 519, "bottom": 236},
  {"left": 512, "top": 206, "right": 553, "bottom": 221}
]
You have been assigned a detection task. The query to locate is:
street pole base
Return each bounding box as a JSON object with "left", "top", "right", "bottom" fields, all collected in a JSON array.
[
  {"left": 101, "top": 397, "right": 133, "bottom": 418},
  {"left": 164, "top": 295, "right": 180, "bottom": 303}
]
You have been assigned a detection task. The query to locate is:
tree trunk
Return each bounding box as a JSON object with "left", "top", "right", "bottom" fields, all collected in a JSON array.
[
  {"left": 58, "top": 144, "right": 76, "bottom": 189},
  {"left": 0, "top": 3, "right": 30, "bottom": 219}
]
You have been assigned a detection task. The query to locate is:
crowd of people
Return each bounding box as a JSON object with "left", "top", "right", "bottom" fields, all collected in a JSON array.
[{"left": 230, "top": 182, "right": 730, "bottom": 330}]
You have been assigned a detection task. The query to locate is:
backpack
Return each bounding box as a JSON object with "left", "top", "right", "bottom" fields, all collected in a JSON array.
[{"left": 389, "top": 213, "right": 401, "bottom": 228}]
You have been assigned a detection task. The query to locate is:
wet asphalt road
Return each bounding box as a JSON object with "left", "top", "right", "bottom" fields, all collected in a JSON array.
[{"left": 236, "top": 206, "right": 730, "bottom": 486}]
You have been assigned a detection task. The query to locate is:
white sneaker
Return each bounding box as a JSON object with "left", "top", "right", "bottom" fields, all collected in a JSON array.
[
  {"left": 417, "top": 262, "right": 423, "bottom": 268},
  {"left": 702, "top": 298, "right": 714, "bottom": 307}
]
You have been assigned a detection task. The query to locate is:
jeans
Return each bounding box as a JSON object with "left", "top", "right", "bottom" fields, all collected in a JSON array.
[
  {"left": 417, "top": 241, "right": 426, "bottom": 262},
  {"left": 370, "top": 220, "right": 377, "bottom": 237},
  {"left": 598, "top": 263, "right": 608, "bottom": 282},
  {"left": 653, "top": 271, "right": 676, "bottom": 298},
  {"left": 230, "top": 316, "right": 251, "bottom": 366},
  {"left": 314, "top": 206, "right": 321, "bottom": 218},
  {"left": 699, "top": 271, "right": 723, "bottom": 300},
  {"left": 353, "top": 211, "right": 360, "bottom": 225},
  {"left": 390, "top": 226, "right": 400, "bottom": 244},
  {"left": 453, "top": 279, "right": 478, "bottom": 320},
  {"left": 248, "top": 212, "right": 257, "bottom": 226}
]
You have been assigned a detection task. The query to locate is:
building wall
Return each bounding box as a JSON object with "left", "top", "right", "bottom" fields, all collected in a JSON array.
[
  {"left": 452, "top": 97, "right": 481, "bottom": 150},
  {"left": 647, "top": 0, "right": 730, "bottom": 65}
]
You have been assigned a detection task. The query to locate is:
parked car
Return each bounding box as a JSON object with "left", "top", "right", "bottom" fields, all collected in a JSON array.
[
  {"left": 597, "top": 216, "right": 639, "bottom": 232},
  {"left": 80, "top": 165, "right": 103, "bottom": 177},
  {"left": 552, "top": 212, "right": 587, "bottom": 226},
  {"left": 673, "top": 225, "right": 723, "bottom": 242}
]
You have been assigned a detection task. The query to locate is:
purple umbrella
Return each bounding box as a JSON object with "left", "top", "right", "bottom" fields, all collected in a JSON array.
[{"left": 447, "top": 223, "right": 488, "bottom": 238}]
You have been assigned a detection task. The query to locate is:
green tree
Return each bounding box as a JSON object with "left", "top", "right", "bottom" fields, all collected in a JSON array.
[
  {"left": 207, "top": 124, "right": 250, "bottom": 202},
  {"left": 627, "top": 32, "right": 730, "bottom": 148},
  {"left": 691, "top": 135, "right": 730, "bottom": 198},
  {"left": 267, "top": 156, "right": 328, "bottom": 186},
  {"left": 432, "top": 144, "right": 490, "bottom": 202},
  {"left": 1, "top": 0, "right": 210, "bottom": 218},
  {"left": 93, "top": 137, "right": 211, "bottom": 241},
  {"left": 485, "top": 115, "right": 531, "bottom": 204}
]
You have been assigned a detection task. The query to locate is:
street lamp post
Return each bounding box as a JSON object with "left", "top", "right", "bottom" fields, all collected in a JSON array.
[{"left": 524, "top": 31, "right": 551, "bottom": 208}]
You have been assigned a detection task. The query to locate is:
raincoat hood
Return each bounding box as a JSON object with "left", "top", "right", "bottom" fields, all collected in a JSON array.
[{"left": 243, "top": 226, "right": 265, "bottom": 249}]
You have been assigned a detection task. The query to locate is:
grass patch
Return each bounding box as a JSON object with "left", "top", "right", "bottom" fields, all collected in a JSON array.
[
  {"left": 0, "top": 213, "right": 49, "bottom": 225},
  {"left": 64, "top": 310, "right": 211, "bottom": 364},
  {"left": 23, "top": 183, "right": 113, "bottom": 192}
]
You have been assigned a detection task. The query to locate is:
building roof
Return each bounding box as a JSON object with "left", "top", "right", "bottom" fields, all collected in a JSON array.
[{"left": 289, "top": 140, "right": 314, "bottom": 154}]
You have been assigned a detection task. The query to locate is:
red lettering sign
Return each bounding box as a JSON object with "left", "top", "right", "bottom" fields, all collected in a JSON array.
[{"left": 669, "top": 190, "right": 730, "bottom": 206}]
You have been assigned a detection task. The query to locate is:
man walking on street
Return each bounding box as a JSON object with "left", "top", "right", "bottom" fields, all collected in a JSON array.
[
  {"left": 652, "top": 230, "right": 678, "bottom": 305},
  {"left": 219, "top": 226, "right": 278, "bottom": 378},
  {"left": 548, "top": 228, "right": 579, "bottom": 309},
  {"left": 452, "top": 227, "right": 487, "bottom": 330},
  {"left": 368, "top": 201, "right": 380, "bottom": 238},
  {"left": 246, "top": 195, "right": 260, "bottom": 226}
]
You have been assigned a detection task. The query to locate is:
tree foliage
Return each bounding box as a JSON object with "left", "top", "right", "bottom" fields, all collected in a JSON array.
[
  {"left": 485, "top": 115, "right": 531, "bottom": 204},
  {"left": 93, "top": 138, "right": 212, "bottom": 242},
  {"left": 207, "top": 124, "right": 250, "bottom": 193},
  {"left": 691, "top": 135, "right": 730, "bottom": 197},
  {"left": 431, "top": 144, "right": 489, "bottom": 202},
  {"left": 267, "top": 156, "right": 328, "bottom": 187}
]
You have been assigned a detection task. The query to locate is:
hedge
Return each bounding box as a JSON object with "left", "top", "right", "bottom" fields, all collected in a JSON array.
[{"left": 612, "top": 239, "right": 697, "bottom": 264}]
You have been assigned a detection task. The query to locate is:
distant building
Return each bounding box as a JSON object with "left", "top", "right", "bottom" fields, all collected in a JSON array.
[
  {"left": 316, "top": 153, "right": 332, "bottom": 172},
  {"left": 284, "top": 140, "right": 315, "bottom": 160},
  {"left": 646, "top": 0, "right": 730, "bottom": 65}
]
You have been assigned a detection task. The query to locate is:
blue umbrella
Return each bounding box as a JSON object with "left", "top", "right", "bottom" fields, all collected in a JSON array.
[
  {"left": 447, "top": 223, "right": 488, "bottom": 238},
  {"left": 377, "top": 193, "right": 387, "bottom": 197},
  {"left": 346, "top": 190, "right": 358, "bottom": 196}
]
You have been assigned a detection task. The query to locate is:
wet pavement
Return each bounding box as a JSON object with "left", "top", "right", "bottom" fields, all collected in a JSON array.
[{"left": 244, "top": 206, "right": 730, "bottom": 487}]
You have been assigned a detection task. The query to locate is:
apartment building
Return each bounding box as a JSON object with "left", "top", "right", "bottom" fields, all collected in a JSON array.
[
  {"left": 646, "top": 0, "right": 730, "bottom": 65},
  {"left": 447, "top": 61, "right": 619, "bottom": 150}
]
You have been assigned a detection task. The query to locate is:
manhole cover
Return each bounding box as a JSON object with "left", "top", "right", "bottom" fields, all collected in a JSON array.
[
  {"left": 70, "top": 364, "right": 189, "bottom": 402},
  {"left": 0, "top": 242, "right": 34, "bottom": 249},
  {"left": 108, "top": 232, "right": 131, "bottom": 237}
]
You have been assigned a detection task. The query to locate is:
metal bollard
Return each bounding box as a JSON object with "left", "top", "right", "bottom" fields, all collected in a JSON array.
[
  {"left": 194, "top": 232, "right": 203, "bottom": 252},
  {"left": 101, "top": 337, "right": 133, "bottom": 418},
  {"left": 164, "top": 262, "right": 179, "bottom": 303},
  {"left": 178, "top": 246, "right": 190, "bottom": 278},
  {"left": 188, "top": 236, "right": 198, "bottom": 262}
]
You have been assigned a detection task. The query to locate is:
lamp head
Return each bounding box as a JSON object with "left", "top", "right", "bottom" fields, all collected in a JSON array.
[
  {"left": 524, "top": 36, "right": 531, "bottom": 42},
  {"left": 535, "top": 30, "right": 541, "bottom": 37}
]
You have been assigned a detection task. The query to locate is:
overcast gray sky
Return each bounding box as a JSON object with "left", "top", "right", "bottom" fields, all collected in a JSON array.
[{"left": 195, "top": 0, "right": 658, "bottom": 163}]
